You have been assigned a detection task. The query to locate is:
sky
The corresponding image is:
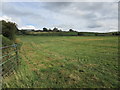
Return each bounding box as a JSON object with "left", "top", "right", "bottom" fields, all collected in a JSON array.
[{"left": 0, "top": 0, "right": 119, "bottom": 32}]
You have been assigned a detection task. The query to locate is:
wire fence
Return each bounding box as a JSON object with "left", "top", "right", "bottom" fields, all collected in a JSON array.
[{"left": 0, "top": 44, "right": 20, "bottom": 77}]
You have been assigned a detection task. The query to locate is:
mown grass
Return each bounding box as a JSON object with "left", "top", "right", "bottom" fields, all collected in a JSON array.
[{"left": 2, "top": 35, "right": 119, "bottom": 88}]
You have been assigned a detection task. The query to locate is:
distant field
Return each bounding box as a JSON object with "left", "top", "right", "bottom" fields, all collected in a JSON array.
[
  {"left": 3, "top": 35, "right": 119, "bottom": 88},
  {"left": 26, "top": 31, "right": 78, "bottom": 36}
]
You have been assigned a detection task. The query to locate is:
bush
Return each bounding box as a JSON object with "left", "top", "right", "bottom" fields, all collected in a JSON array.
[
  {"left": 1, "top": 20, "right": 18, "bottom": 41},
  {"left": 2, "top": 35, "right": 13, "bottom": 46}
]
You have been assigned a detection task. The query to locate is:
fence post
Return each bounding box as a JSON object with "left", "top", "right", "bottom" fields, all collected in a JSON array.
[{"left": 15, "top": 44, "right": 19, "bottom": 65}]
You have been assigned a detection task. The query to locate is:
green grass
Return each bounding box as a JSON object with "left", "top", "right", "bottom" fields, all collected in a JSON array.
[
  {"left": 3, "top": 35, "right": 119, "bottom": 88},
  {"left": 27, "top": 31, "right": 78, "bottom": 36}
]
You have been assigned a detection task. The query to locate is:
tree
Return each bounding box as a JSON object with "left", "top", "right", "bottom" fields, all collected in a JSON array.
[
  {"left": 43, "top": 27, "right": 48, "bottom": 32},
  {"left": 48, "top": 28, "right": 52, "bottom": 32},
  {"left": 69, "top": 29, "right": 74, "bottom": 32},
  {"left": 53, "top": 27, "right": 59, "bottom": 32}
]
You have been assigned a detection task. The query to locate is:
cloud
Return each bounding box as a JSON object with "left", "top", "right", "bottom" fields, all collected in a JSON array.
[
  {"left": 0, "top": 15, "right": 15, "bottom": 22},
  {"left": 109, "top": 29, "right": 118, "bottom": 32},
  {"left": 2, "top": 0, "right": 119, "bottom": 2},
  {"left": 2, "top": 2, "right": 44, "bottom": 17},
  {"left": 1, "top": 2, "right": 118, "bottom": 32},
  {"left": 41, "top": 2, "right": 72, "bottom": 12},
  {"left": 18, "top": 25, "right": 38, "bottom": 30},
  {"left": 87, "top": 24, "right": 102, "bottom": 28}
]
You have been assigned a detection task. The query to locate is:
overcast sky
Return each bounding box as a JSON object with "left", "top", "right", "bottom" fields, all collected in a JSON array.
[{"left": 0, "top": 0, "right": 118, "bottom": 32}]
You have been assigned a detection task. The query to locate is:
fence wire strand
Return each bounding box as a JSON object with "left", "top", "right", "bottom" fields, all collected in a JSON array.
[{"left": 1, "top": 44, "right": 19, "bottom": 77}]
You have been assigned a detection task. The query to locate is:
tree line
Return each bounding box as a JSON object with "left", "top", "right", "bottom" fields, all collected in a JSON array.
[
  {"left": 1, "top": 20, "right": 119, "bottom": 38},
  {"left": 18, "top": 27, "right": 120, "bottom": 36}
]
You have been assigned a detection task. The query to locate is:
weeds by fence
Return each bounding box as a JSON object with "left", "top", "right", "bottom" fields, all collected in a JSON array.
[{"left": 0, "top": 44, "right": 19, "bottom": 77}]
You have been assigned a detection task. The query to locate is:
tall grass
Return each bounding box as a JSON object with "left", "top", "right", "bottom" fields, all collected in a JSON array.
[{"left": 2, "top": 36, "right": 119, "bottom": 88}]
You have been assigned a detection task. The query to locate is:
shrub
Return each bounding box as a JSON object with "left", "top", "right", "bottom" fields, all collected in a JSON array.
[
  {"left": 1, "top": 20, "right": 18, "bottom": 41},
  {"left": 2, "top": 35, "right": 13, "bottom": 46}
]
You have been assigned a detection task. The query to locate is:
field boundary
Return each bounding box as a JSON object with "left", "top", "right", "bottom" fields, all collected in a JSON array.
[{"left": 0, "top": 44, "right": 19, "bottom": 77}]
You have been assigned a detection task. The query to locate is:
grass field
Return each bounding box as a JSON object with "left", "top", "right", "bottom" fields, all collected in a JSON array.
[{"left": 3, "top": 35, "right": 119, "bottom": 88}]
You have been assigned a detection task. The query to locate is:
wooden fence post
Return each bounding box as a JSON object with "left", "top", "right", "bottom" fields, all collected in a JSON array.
[{"left": 15, "top": 44, "right": 19, "bottom": 65}]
